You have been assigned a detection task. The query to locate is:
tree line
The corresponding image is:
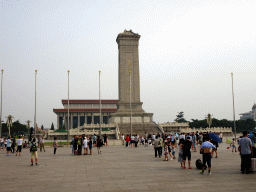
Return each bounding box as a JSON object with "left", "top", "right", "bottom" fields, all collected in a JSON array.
[{"left": 175, "top": 111, "right": 256, "bottom": 133}]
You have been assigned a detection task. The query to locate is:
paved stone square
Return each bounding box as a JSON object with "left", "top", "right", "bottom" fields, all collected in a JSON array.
[{"left": 0, "top": 143, "right": 256, "bottom": 192}]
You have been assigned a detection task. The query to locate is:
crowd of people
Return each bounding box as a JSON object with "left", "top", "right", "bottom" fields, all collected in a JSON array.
[
  {"left": 69, "top": 134, "right": 108, "bottom": 155},
  {"left": 120, "top": 131, "right": 255, "bottom": 175},
  {"left": 1, "top": 130, "right": 255, "bottom": 172}
]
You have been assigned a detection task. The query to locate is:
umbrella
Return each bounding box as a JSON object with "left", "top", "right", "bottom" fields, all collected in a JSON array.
[{"left": 208, "top": 133, "right": 222, "bottom": 143}]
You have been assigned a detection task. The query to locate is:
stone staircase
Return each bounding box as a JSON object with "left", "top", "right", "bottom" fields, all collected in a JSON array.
[{"left": 118, "top": 122, "right": 162, "bottom": 136}]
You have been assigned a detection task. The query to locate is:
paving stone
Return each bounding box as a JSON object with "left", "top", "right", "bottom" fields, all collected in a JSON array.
[{"left": 0, "top": 143, "right": 256, "bottom": 192}]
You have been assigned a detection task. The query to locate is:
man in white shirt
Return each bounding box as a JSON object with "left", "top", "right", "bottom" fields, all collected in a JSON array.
[
  {"left": 152, "top": 133, "right": 156, "bottom": 141},
  {"left": 16, "top": 136, "right": 23, "bottom": 156}
]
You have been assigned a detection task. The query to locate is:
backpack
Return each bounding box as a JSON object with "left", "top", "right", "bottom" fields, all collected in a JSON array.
[
  {"left": 31, "top": 143, "right": 37, "bottom": 152},
  {"left": 77, "top": 139, "right": 81, "bottom": 145},
  {"left": 196, "top": 159, "right": 203, "bottom": 169}
]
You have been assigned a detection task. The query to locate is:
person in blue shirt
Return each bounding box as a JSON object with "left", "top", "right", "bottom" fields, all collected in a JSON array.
[
  {"left": 6, "top": 136, "right": 12, "bottom": 156},
  {"left": 200, "top": 136, "right": 216, "bottom": 175}
]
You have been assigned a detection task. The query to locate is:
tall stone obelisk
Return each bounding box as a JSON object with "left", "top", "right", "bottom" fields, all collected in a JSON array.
[{"left": 111, "top": 30, "right": 153, "bottom": 124}]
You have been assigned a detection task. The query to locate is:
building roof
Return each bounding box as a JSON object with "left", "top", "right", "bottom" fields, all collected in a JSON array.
[
  {"left": 61, "top": 100, "right": 118, "bottom": 104},
  {"left": 253, "top": 104, "right": 256, "bottom": 109},
  {"left": 53, "top": 108, "right": 117, "bottom": 113}
]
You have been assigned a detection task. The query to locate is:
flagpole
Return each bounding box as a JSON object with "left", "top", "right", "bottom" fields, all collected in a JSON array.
[
  {"left": 67, "top": 70, "right": 70, "bottom": 144},
  {"left": 231, "top": 72, "right": 236, "bottom": 141},
  {"left": 34, "top": 70, "right": 37, "bottom": 139},
  {"left": 0, "top": 69, "right": 3, "bottom": 138},
  {"left": 99, "top": 71, "right": 101, "bottom": 138}
]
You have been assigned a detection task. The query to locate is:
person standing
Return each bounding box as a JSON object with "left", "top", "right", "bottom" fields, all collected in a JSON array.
[
  {"left": 30, "top": 138, "right": 38, "bottom": 166},
  {"left": 219, "top": 132, "right": 223, "bottom": 142},
  {"left": 88, "top": 137, "right": 92, "bottom": 155},
  {"left": 53, "top": 137, "right": 58, "bottom": 155},
  {"left": 182, "top": 136, "right": 192, "bottom": 169},
  {"left": 77, "top": 135, "right": 82, "bottom": 155},
  {"left": 0, "top": 137, "right": 3, "bottom": 151},
  {"left": 11, "top": 136, "right": 16, "bottom": 153},
  {"left": 154, "top": 136, "right": 161, "bottom": 158},
  {"left": 125, "top": 135, "right": 129, "bottom": 148},
  {"left": 97, "top": 136, "right": 104, "bottom": 154},
  {"left": 83, "top": 137, "right": 88, "bottom": 155},
  {"left": 6, "top": 136, "right": 12, "bottom": 156},
  {"left": 121, "top": 134, "right": 124, "bottom": 145},
  {"left": 41, "top": 137, "right": 45, "bottom": 152},
  {"left": 103, "top": 134, "right": 108, "bottom": 146},
  {"left": 231, "top": 138, "right": 237, "bottom": 152},
  {"left": 192, "top": 133, "right": 197, "bottom": 152},
  {"left": 93, "top": 134, "right": 97, "bottom": 146},
  {"left": 239, "top": 131, "right": 253, "bottom": 174},
  {"left": 16, "top": 136, "right": 23, "bottom": 156}
]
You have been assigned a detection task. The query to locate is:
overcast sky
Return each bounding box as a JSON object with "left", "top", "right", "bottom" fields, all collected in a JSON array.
[{"left": 1, "top": 0, "right": 256, "bottom": 128}]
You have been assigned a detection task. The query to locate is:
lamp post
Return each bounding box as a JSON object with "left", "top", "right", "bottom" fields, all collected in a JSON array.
[
  {"left": 67, "top": 70, "right": 70, "bottom": 143},
  {"left": 6, "top": 115, "right": 14, "bottom": 136},
  {"left": 26, "top": 120, "right": 31, "bottom": 143},
  {"left": 231, "top": 72, "right": 236, "bottom": 141},
  {"left": 99, "top": 71, "right": 101, "bottom": 138},
  {"left": 0, "top": 69, "right": 3, "bottom": 138},
  {"left": 34, "top": 70, "right": 37, "bottom": 139}
]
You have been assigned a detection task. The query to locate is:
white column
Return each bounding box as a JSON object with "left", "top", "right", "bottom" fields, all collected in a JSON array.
[
  {"left": 85, "top": 113, "right": 87, "bottom": 125},
  {"left": 57, "top": 113, "right": 60, "bottom": 129},
  {"left": 71, "top": 113, "right": 73, "bottom": 129},
  {"left": 78, "top": 113, "right": 80, "bottom": 127}
]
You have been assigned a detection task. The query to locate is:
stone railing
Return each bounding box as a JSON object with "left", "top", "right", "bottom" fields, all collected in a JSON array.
[
  {"left": 48, "top": 123, "right": 119, "bottom": 137},
  {"left": 180, "top": 127, "right": 233, "bottom": 133}
]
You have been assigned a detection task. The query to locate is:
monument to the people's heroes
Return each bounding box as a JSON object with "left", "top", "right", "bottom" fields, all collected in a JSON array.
[{"left": 111, "top": 30, "right": 159, "bottom": 134}]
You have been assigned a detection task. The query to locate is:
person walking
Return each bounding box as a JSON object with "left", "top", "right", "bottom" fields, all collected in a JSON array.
[
  {"left": 16, "top": 136, "right": 23, "bottom": 156},
  {"left": 200, "top": 136, "right": 216, "bottom": 175},
  {"left": 239, "top": 131, "right": 253, "bottom": 174},
  {"left": 30, "top": 138, "right": 38, "bottom": 166},
  {"left": 53, "top": 137, "right": 58, "bottom": 155}
]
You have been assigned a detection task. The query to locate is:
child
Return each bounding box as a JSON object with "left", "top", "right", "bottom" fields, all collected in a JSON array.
[
  {"left": 178, "top": 143, "right": 183, "bottom": 168},
  {"left": 171, "top": 142, "right": 176, "bottom": 159},
  {"left": 231, "top": 138, "right": 237, "bottom": 152}
]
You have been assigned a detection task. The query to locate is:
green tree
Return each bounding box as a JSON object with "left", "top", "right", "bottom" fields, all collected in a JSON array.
[
  {"left": 41, "top": 125, "right": 44, "bottom": 130},
  {"left": 2, "top": 120, "right": 27, "bottom": 136},
  {"left": 50, "top": 123, "right": 54, "bottom": 130},
  {"left": 174, "top": 112, "right": 187, "bottom": 123}
]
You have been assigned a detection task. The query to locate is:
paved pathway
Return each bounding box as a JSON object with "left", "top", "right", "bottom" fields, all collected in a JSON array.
[{"left": 0, "top": 143, "right": 255, "bottom": 192}]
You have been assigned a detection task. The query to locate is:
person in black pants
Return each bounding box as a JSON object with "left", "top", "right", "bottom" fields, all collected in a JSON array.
[{"left": 239, "top": 131, "right": 253, "bottom": 174}]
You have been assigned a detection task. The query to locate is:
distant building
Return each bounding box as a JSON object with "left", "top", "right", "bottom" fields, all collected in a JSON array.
[
  {"left": 53, "top": 100, "right": 118, "bottom": 129},
  {"left": 239, "top": 104, "right": 256, "bottom": 121}
]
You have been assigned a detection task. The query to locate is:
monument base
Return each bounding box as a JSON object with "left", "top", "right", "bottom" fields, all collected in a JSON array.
[{"left": 110, "top": 112, "right": 153, "bottom": 124}]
